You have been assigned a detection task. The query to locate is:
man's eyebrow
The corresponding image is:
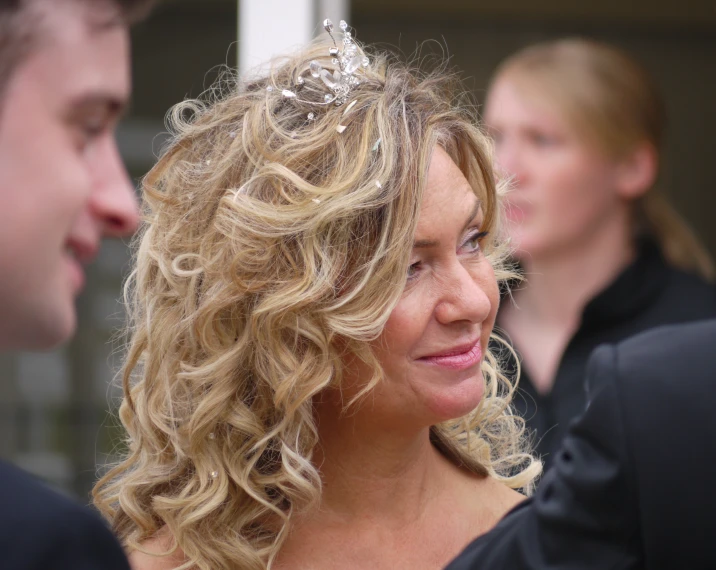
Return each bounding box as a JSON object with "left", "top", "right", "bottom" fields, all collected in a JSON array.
[
  {"left": 68, "top": 92, "right": 129, "bottom": 118},
  {"left": 412, "top": 196, "right": 482, "bottom": 249}
]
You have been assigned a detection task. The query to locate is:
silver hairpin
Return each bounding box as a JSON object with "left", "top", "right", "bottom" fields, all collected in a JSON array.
[{"left": 276, "top": 19, "right": 370, "bottom": 113}]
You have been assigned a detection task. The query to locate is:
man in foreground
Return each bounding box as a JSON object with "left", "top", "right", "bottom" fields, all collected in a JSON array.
[
  {"left": 0, "top": 0, "right": 153, "bottom": 567},
  {"left": 447, "top": 318, "right": 716, "bottom": 570}
]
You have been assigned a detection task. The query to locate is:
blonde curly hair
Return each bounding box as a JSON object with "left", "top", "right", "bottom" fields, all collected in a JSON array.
[{"left": 93, "top": 37, "right": 540, "bottom": 570}]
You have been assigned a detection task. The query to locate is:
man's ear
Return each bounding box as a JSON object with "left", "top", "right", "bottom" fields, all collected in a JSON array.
[{"left": 615, "top": 142, "right": 658, "bottom": 200}]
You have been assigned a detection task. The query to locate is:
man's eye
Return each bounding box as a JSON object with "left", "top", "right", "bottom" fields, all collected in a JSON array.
[
  {"left": 84, "top": 121, "right": 106, "bottom": 138},
  {"left": 75, "top": 120, "right": 108, "bottom": 152}
]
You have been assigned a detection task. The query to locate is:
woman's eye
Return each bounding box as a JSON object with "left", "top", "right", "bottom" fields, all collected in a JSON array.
[
  {"left": 530, "top": 132, "right": 558, "bottom": 147},
  {"left": 407, "top": 261, "right": 421, "bottom": 280},
  {"left": 464, "top": 231, "right": 489, "bottom": 252},
  {"left": 489, "top": 131, "right": 503, "bottom": 146}
]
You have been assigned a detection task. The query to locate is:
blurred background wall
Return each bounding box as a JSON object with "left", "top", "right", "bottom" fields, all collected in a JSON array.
[{"left": 2, "top": 0, "right": 713, "bottom": 502}]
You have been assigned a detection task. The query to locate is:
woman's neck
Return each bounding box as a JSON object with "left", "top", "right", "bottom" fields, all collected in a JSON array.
[
  {"left": 309, "top": 399, "right": 452, "bottom": 526},
  {"left": 499, "top": 218, "right": 636, "bottom": 393},
  {"left": 515, "top": 219, "right": 636, "bottom": 327}
]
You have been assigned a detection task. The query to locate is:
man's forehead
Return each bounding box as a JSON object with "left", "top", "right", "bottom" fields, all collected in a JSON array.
[
  {"left": 34, "top": 0, "right": 121, "bottom": 34},
  {"left": 36, "top": 0, "right": 125, "bottom": 42},
  {"left": 27, "top": 1, "right": 131, "bottom": 100}
]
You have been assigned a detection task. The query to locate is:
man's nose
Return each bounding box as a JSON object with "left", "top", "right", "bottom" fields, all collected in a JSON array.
[{"left": 91, "top": 138, "right": 140, "bottom": 238}]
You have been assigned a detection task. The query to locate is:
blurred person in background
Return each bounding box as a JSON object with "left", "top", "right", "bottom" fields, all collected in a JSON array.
[
  {"left": 0, "top": 0, "right": 152, "bottom": 568},
  {"left": 483, "top": 38, "right": 716, "bottom": 468},
  {"left": 93, "top": 25, "right": 540, "bottom": 570}
]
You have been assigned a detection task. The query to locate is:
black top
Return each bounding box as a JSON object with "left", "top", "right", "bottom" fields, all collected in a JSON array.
[
  {"left": 0, "top": 459, "right": 130, "bottom": 570},
  {"left": 503, "top": 241, "right": 716, "bottom": 469},
  {"left": 446, "top": 318, "right": 716, "bottom": 570}
]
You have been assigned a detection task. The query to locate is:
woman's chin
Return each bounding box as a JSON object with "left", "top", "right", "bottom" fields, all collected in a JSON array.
[{"left": 423, "top": 376, "right": 486, "bottom": 422}]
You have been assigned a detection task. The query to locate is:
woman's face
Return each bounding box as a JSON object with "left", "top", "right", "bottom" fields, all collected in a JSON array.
[
  {"left": 365, "top": 147, "right": 499, "bottom": 425},
  {"left": 484, "top": 77, "right": 624, "bottom": 260}
]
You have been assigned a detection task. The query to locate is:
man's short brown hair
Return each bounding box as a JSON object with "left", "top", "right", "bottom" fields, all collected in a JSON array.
[{"left": 0, "top": 0, "right": 155, "bottom": 96}]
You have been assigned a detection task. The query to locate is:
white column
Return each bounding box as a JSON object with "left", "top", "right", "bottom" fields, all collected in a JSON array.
[
  {"left": 318, "top": 0, "right": 349, "bottom": 28},
  {"left": 238, "top": 0, "right": 350, "bottom": 78}
]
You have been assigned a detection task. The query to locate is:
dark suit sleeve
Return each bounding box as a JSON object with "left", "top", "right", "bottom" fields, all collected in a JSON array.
[
  {"left": 38, "top": 501, "right": 131, "bottom": 570},
  {"left": 445, "top": 344, "right": 642, "bottom": 570},
  {"left": 0, "top": 460, "right": 129, "bottom": 570}
]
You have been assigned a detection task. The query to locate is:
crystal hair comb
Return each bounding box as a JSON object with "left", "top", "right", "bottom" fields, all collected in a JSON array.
[{"left": 277, "top": 19, "right": 370, "bottom": 112}]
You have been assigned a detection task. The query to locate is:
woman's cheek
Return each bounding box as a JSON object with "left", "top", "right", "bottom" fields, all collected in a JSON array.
[{"left": 479, "top": 260, "right": 499, "bottom": 343}]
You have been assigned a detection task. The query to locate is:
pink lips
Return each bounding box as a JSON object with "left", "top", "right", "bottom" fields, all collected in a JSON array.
[{"left": 419, "top": 341, "right": 483, "bottom": 371}]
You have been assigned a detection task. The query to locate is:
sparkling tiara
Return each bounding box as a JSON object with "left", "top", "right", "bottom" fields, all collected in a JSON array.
[{"left": 274, "top": 19, "right": 370, "bottom": 116}]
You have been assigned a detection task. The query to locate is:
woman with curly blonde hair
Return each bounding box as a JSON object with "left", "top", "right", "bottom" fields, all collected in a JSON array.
[{"left": 93, "top": 22, "right": 540, "bottom": 570}]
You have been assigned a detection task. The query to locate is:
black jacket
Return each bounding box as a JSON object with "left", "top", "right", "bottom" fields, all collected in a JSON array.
[
  {"left": 447, "top": 318, "right": 716, "bottom": 570},
  {"left": 0, "top": 459, "right": 129, "bottom": 570},
  {"left": 505, "top": 242, "right": 716, "bottom": 469}
]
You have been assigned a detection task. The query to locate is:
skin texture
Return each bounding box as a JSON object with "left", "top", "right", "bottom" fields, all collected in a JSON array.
[
  {"left": 0, "top": 0, "right": 139, "bottom": 351},
  {"left": 129, "top": 148, "right": 522, "bottom": 570}
]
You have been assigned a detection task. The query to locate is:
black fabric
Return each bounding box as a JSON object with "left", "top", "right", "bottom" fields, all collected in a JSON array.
[
  {"left": 504, "top": 242, "right": 716, "bottom": 469},
  {"left": 446, "top": 318, "right": 716, "bottom": 570},
  {"left": 0, "top": 459, "right": 130, "bottom": 570}
]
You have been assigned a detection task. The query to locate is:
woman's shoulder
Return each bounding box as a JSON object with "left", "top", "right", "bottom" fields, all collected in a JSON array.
[
  {"left": 480, "top": 477, "right": 526, "bottom": 518},
  {"left": 128, "top": 529, "right": 188, "bottom": 570},
  {"left": 453, "top": 469, "right": 527, "bottom": 533}
]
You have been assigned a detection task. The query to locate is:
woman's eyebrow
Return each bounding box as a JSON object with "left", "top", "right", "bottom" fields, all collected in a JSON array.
[
  {"left": 413, "top": 238, "right": 440, "bottom": 248},
  {"left": 462, "top": 198, "right": 482, "bottom": 233},
  {"left": 412, "top": 197, "right": 482, "bottom": 249}
]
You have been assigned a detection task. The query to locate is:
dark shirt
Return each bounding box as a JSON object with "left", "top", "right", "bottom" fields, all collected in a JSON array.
[
  {"left": 446, "top": 319, "right": 716, "bottom": 570},
  {"left": 0, "top": 459, "right": 130, "bottom": 570},
  {"left": 502, "top": 241, "right": 716, "bottom": 470}
]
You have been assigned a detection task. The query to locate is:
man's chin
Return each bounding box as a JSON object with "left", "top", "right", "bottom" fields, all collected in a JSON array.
[{"left": 12, "top": 306, "right": 77, "bottom": 351}]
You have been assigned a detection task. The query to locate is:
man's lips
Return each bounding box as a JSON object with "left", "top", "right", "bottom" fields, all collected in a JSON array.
[
  {"left": 65, "top": 237, "right": 99, "bottom": 264},
  {"left": 418, "top": 340, "right": 483, "bottom": 371},
  {"left": 64, "top": 237, "right": 99, "bottom": 294}
]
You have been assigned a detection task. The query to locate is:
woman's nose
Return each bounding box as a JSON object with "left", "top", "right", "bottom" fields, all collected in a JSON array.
[
  {"left": 434, "top": 261, "right": 492, "bottom": 327},
  {"left": 495, "top": 137, "right": 528, "bottom": 189}
]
